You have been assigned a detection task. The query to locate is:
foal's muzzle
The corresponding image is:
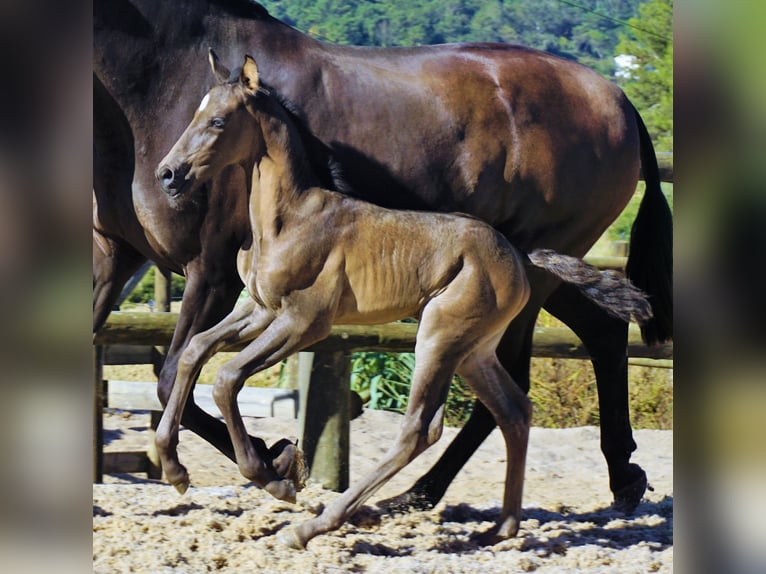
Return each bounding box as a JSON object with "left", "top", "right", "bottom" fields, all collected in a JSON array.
[{"left": 156, "top": 163, "right": 190, "bottom": 196}]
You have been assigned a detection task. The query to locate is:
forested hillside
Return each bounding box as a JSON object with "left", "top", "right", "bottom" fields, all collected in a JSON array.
[
  {"left": 262, "top": 0, "right": 636, "bottom": 74},
  {"left": 259, "top": 0, "right": 672, "bottom": 151}
]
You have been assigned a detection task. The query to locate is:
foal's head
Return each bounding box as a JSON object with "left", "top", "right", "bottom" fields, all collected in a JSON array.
[{"left": 156, "top": 50, "right": 266, "bottom": 198}]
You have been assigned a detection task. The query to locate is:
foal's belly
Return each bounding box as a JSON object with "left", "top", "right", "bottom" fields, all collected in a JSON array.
[{"left": 333, "top": 279, "right": 426, "bottom": 326}]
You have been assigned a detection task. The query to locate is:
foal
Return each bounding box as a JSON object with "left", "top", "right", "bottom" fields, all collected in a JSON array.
[{"left": 155, "top": 53, "right": 652, "bottom": 548}]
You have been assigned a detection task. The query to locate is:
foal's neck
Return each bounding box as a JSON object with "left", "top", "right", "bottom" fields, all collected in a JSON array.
[{"left": 249, "top": 96, "right": 321, "bottom": 233}]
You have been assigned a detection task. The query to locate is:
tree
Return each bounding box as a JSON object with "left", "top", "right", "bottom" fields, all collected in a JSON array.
[{"left": 615, "top": 0, "right": 673, "bottom": 151}]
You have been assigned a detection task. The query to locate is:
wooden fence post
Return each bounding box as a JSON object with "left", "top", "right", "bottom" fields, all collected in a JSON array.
[
  {"left": 153, "top": 267, "right": 172, "bottom": 312},
  {"left": 281, "top": 353, "right": 301, "bottom": 390},
  {"left": 298, "top": 351, "right": 350, "bottom": 492}
]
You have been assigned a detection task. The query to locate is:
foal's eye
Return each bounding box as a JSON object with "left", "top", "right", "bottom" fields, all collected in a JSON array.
[{"left": 210, "top": 117, "right": 225, "bottom": 129}]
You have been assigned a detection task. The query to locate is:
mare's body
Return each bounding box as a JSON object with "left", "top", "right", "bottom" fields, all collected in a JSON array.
[
  {"left": 155, "top": 55, "right": 653, "bottom": 547},
  {"left": 94, "top": 0, "right": 672, "bottom": 509}
]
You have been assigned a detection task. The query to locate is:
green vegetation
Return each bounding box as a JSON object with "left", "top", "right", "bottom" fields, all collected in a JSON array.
[
  {"left": 350, "top": 351, "right": 475, "bottom": 427},
  {"left": 616, "top": 0, "right": 673, "bottom": 152},
  {"left": 124, "top": 270, "right": 186, "bottom": 304},
  {"left": 262, "top": 0, "right": 644, "bottom": 76},
  {"left": 527, "top": 311, "right": 672, "bottom": 429}
]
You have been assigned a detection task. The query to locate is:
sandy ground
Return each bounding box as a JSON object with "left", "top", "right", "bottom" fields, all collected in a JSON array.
[{"left": 93, "top": 409, "right": 672, "bottom": 573}]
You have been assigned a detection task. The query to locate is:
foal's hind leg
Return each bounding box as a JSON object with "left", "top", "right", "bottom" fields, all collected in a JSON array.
[
  {"left": 456, "top": 351, "right": 532, "bottom": 544},
  {"left": 379, "top": 288, "right": 543, "bottom": 512},
  {"left": 545, "top": 283, "right": 646, "bottom": 511},
  {"left": 279, "top": 311, "right": 466, "bottom": 548}
]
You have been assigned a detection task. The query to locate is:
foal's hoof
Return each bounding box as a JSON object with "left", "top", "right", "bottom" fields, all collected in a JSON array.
[
  {"left": 612, "top": 464, "right": 648, "bottom": 514},
  {"left": 264, "top": 478, "right": 297, "bottom": 504},
  {"left": 167, "top": 467, "right": 190, "bottom": 495},
  {"left": 174, "top": 480, "right": 190, "bottom": 495},
  {"left": 277, "top": 526, "right": 307, "bottom": 550},
  {"left": 472, "top": 516, "right": 520, "bottom": 546},
  {"left": 270, "top": 438, "right": 308, "bottom": 492}
]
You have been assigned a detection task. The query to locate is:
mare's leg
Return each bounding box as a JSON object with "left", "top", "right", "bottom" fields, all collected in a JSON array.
[
  {"left": 92, "top": 231, "right": 146, "bottom": 332},
  {"left": 155, "top": 270, "right": 246, "bottom": 463},
  {"left": 155, "top": 298, "right": 275, "bottom": 493},
  {"left": 456, "top": 351, "right": 532, "bottom": 544},
  {"left": 211, "top": 312, "right": 333, "bottom": 502},
  {"left": 544, "top": 282, "right": 646, "bottom": 511}
]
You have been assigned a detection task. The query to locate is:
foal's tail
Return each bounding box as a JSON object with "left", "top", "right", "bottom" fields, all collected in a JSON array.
[
  {"left": 625, "top": 106, "right": 673, "bottom": 345},
  {"left": 527, "top": 249, "right": 653, "bottom": 326}
]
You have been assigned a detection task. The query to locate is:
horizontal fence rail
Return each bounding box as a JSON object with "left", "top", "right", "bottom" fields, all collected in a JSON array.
[
  {"left": 94, "top": 311, "right": 673, "bottom": 360},
  {"left": 651, "top": 151, "right": 673, "bottom": 183}
]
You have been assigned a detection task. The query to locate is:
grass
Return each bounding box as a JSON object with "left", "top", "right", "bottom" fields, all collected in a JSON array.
[{"left": 527, "top": 311, "right": 673, "bottom": 430}]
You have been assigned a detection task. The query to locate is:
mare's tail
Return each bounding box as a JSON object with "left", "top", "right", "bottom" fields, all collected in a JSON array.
[
  {"left": 527, "top": 249, "right": 653, "bottom": 326},
  {"left": 625, "top": 106, "right": 673, "bottom": 345}
]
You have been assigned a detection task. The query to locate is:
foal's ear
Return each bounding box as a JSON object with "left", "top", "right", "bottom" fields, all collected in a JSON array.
[
  {"left": 241, "top": 55, "right": 260, "bottom": 94},
  {"left": 208, "top": 48, "right": 230, "bottom": 83}
]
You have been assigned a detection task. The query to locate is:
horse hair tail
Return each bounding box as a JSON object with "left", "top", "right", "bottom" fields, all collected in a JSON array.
[
  {"left": 625, "top": 105, "right": 673, "bottom": 345},
  {"left": 527, "top": 249, "right": 653, "bottom": 326}
]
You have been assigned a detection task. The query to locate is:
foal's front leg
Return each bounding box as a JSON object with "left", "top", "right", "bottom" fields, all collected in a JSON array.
[
  {"left": 155, "top": 299, "right": 275, "bottom": 493},
  {"left": 212, "top": 312, "right": 331, "bottom": 502}
]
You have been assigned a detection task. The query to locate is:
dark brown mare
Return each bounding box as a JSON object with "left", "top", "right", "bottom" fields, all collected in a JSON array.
[
  {"left": 94, "top": 0, "right": 672, "bottom": 512},
  {"left": 155, "top": 53, "right": 654, "bottom": 546}
]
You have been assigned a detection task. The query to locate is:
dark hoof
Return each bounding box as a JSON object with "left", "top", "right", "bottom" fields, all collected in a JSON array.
[
  {"left": 612, "top": 464, "right": 648, "bottom": 514},
  {"left": 377, "top": 487, "right": 437, "bottom": 513},
  {"left": 349, "top": 391, "right": 364, "bottom": 420}
]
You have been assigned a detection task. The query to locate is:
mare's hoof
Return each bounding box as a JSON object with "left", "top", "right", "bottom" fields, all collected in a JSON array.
[
  {"left": 270, "top": 438, "right": 308, "bottom": 492},
  {"left": 612, "top": 464, "right": 648, "bottom": 514},
  {"left": 377, "top": 488, "right": 437, "bottom": 513},
  {"left": 277, "top": 527, "right": 307, "bottom": 550}
]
